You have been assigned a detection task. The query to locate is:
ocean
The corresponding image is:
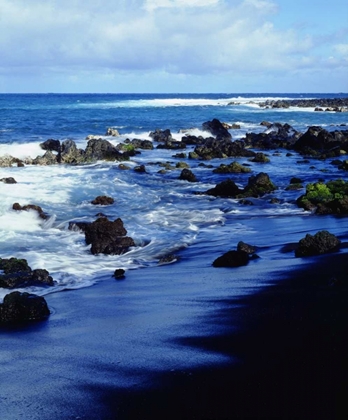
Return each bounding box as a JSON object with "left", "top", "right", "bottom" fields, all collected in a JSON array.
[{"left": 1, "top": 92, "right": 348, "bottom": 299}]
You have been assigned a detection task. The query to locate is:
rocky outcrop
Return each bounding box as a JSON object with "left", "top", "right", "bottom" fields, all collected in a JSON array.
[
  {"left": 193, "top": 138, "right": 253, "bottom": 160},
  {"left": 212, "top": 250, "right": 249, "bottom": 267},
  {"left": 149, "top": 129, "right": 173, "bottom": 143},
  {"left": 293, "top": 126, "right": 348, "bottom": 158},
  {"left": 0, "top": 257, "right": 54, "bottom": 289},
  {"left": 84, "top": 217, "right": 135, "bottom": 255},
  {"left": 178, "top": 168, "right": 197, "bottom": 182},
  {"left": 202, "top": 119, "right": 232, "bottom": 140},
  {"left": 105, "top": 128, "right": 120, "bottom": 137},
  {"left": 295, "top": 231, "right": 341, "bottom": 257},
  {"left": 85, "top": 139, "right": 123, "bottom": 161},
  {"left": 12, "top": 203, "right": 49, "bottom": 220},
  {"left": 91, "top": 196, "right": 115, "bottom": 205},
  {"left": 205, "top": 173, "right": 276, "bottom": 198},
  {"left": 0, "top": 291, "right": 50, "bottom": 324},
  {"left": 40, "top": 139, "right": 61, "bottom": 152},
  {"left": 296, "top": 179, "right": 348, "bottom": 214},
  {"left": 243, "top": 123, "right": 301, "bottom": 149}
]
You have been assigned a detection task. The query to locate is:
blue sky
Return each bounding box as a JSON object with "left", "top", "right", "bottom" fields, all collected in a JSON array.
[{"left": 0, "top": 0, "right": 347, "bottom": 93}]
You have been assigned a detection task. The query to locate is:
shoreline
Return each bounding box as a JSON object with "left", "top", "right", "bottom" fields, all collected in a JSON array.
[{"left": 1, "top": 250, "right": 347, "bottom": 419}]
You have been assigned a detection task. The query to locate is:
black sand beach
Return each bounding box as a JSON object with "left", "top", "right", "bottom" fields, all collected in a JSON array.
[{"left": 1, "top": 248, "right": 347, "bottom": 420}]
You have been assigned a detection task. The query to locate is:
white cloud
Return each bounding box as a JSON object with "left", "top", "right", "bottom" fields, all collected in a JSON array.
[{"left": 0, "top": 0, "right": 346, "bottom": 91}]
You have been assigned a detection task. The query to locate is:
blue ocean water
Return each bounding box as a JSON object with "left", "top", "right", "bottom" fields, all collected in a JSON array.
[{"left": 1, "top": 93, "right": 348, "bottom": 298}]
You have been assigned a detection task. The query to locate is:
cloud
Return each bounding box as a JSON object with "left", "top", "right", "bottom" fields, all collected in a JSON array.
[{"left": 0, "top": 0, "right": 347, "bottom": 90}]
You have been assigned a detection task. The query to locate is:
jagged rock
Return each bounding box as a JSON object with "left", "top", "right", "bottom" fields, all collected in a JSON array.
[
  {"left": 0, "top": 177, "right": 17, "bottom": 184},
  {"left": 244, "top": 123, "right": 300, "bottom": 150},
  {"left": 91, "top": 196, "right": 115, "bottom": 205},
  {"left": 68, "top": 221, "right": 90, "bottom": 232},
  {"left": 212, "top": 250, "right": 249, "bottom": 267},
  {"left": 293, "top": 126, "right": 348, "bottom": 157},
  {"left": 149, "top": 129, "right": 173, "bottom": 143},
  {"left": 194, "top": 137, "right": 252, "bottom": 160},
  {"left": 0, "top": 291, "right": 50, "bottom": 323},
  {"left": 32, "top": 150, "right": 58, "bottom": 165},
  {"left": 0, "top": 257, "right": 54, "bottom": 289},
  {"left": 206, "top": 179, "right": 242, "bottom": 198},
  {"left": 202, "top": 119, "right": 232, "bottom": 140},
  {"left": 178, "top": 168, "right": 197, "bottom": 182},
  {"left": 127, "top": 139, "right": 154, "bottom": 150},
  {"left": 12, "top": 203, "right": 49, "bottom": 220},
  {"left": 59, "top": 140, "right": 85, "bottom": 164},
  {"left": 84, "top": 217, "right": 135, "bottom": 255},
  {"left": 295, "top": 231, "right": 341, "bottom": 257},
  {"left": 40, "top": 139, "right": 61, "bottom": 152},
  {"left": 85, "top": 139, "right": 123, "bottom": 161},
  {"left": 241, "top": 172, "right": 276, "bottom": 198}
]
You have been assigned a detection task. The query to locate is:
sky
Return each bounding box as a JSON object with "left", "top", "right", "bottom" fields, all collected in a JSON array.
[{"left": 0, "top": 0, "right": 347, "bottom": 93}]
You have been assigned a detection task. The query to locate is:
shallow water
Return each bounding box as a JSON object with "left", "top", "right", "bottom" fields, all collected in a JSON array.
[{"left": 0, "top": 93, "right": 348, "bottom": 299}]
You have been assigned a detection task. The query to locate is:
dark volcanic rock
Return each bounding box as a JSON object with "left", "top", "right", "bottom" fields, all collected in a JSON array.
[
  {"left": 178, "top": 168, "right": 197, "bottom": 182},
  {"left": 213, "top": 162, "right": 251, "bottom": 173},
  {"left": 202, "top": 119, "right": 232, "bottom": 140},
  {"left": 12, "top": 203, "right": 49, "bottom": 220},
  {"left": 194, "top": 137, "right": 253, "bottom": 160},
  {"left": 91, "top": 195, "right": 115, "bottom": 205},
  {"left": 206, "top": 179, "right": 242, "bottom": 198},
  {"left": 213, "top": 250, "right": 249, "bottom": 267},
  {"left": 244, "top": 123, "right": 301, "bottom": 149},
  {"left": 149, "top": 129, "right": 173, "bottom": 143},
  {"left": 293, "top": 126, "right": 348, "bottom": 157},
  {"left": 40, "top": 139, "right": 61, "bottom": 152},
  {"left": 59, "top": 140, "right": 85, "bottom": 164},
  {"left": 113, "top": 269, "right": 125, "bottom": 279},
  {"left": 84, "top": 217, "right": 135, "bottom": 255},
  {"left": 85, "top": 138, "right": 124, "bottom": 161},
  {"left": 295, "top": 230, "right": 341, "bottom": 257},
  {"left": 0, "top": 291, "right": 50, "bottom": 324},
  {"left": 0, "top": 257, "right": 54, "bottom": 289},
  {"left": 0, "top": 177, "right": 17, "bottom": 184},
  {"left": 241, "top": 172, "right": 276, "bottom": 198},
  {"left": 68, "top": 221, "right": 90, "bottom": 232}
]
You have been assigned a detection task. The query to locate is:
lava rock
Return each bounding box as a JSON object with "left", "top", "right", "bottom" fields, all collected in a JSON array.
[
  {"left": 91, "top": 196, "right": 115, "bottom": 205},
  {"left": 178, "top": 168, "right": 197, "bottom": 182},
  {"left": 0, "top": 291, "right": 50, "bottom": 324},
  {"left": 295, "top": 230, "right": 341, "bottom": 257},
  {"left": 213, "top": 250, "right": 249, "bottom": 267},
  {"left": 84, "top": 217, "right": 135, "bottom": 255}
]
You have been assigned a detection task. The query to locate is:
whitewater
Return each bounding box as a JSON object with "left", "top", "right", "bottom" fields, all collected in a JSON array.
[{"left": 1, "top": 93, "right": 348, "bottom": 300}]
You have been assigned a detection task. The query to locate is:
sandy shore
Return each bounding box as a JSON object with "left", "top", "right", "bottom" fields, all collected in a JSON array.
[{"left": 1, "top": 251, "right": 347, "bottom": 419}]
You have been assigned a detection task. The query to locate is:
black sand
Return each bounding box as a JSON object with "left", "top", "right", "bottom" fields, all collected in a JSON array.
[{"left": 1, "top": 252, "right": 347, "bottom": 419}]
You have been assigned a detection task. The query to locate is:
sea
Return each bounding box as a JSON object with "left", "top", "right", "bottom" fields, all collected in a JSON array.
[{"left": 1, "top": 92, "right": 348, "bottom": 300}]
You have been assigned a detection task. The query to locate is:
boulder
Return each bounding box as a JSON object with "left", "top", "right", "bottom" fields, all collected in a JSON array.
[
  {"left": 85, "top": 139, "right": 124, "bottom": 161},
  {"left": 59, "top": 140, "right": 85, "bottom": 164},
  {"left": 0, "top": 177, "right": 17, "bottom": 184},
  {"left": 178, "top": 168, "right": 197, "bottom": 182},
  {"left": 237, "top": 241, "right": 257, "bottom": 254},
  {"left": 84, "top": 217, "right": 135, "bottom": 255},
  {"left": 194, "top": 138, "right": 252, "bottom": 160},
  {"left": 241, "top": 172, "right": 276, "bottom": 198},
  {"left": 40, "top": 139, "right": 61, "bottom": 152},
  {"left": 295, "top": 231, "right": 341, "bottom": 257},
  {"left": 202, "top": 119, "right": 232, "bottom": 140},
  {"left": 32, "top": 150, "right": 58, "bottom": 165},
  {"left": 0, "top": 292, "right": 50, "bottom": 324},
  {"left": 213, "top": 250, "right": 249, "bottom": 267},
  {"left": 206, "top": 179, "right": 242, "bottom": 198},
  {"left": 91, "top": 196, "right": 115, "bottom": 205},
  {"left": 0, "top": 257, "right": 54, "bottom": 289},
  {"left": 12, "top": 203, "right": 49, "bottom": 220},
  {"left": 149, "top": 129, "right": 173, "bottom": 143}
]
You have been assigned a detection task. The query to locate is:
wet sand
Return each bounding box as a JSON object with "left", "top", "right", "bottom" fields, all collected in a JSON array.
[{"left": 1, "top": 252, "right": 347, "bottom": 419}]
